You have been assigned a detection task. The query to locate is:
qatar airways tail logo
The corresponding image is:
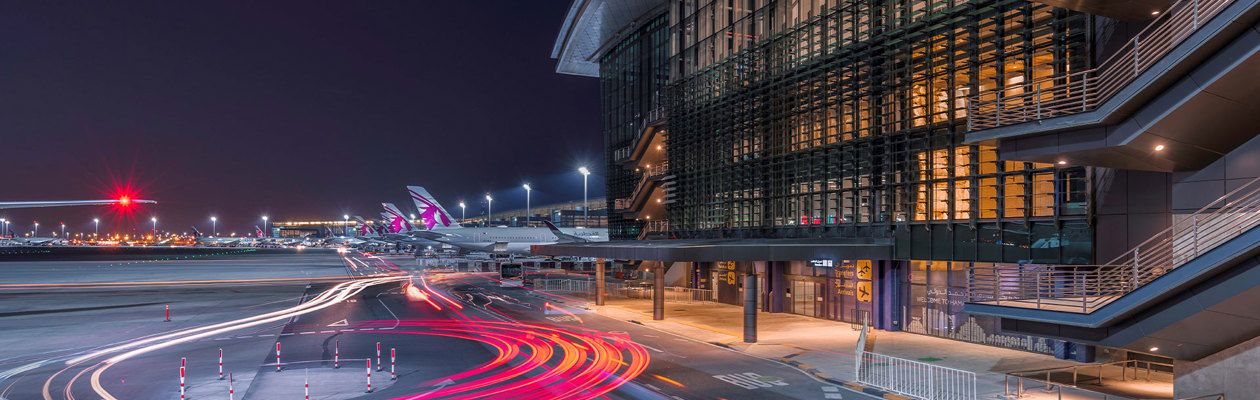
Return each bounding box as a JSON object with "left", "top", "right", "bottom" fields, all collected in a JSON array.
[{"left": 409, "top": 189, "right": 452, "bottom": 230}]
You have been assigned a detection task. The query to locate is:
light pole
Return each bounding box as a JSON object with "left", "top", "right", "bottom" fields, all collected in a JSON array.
[
  {"left": 34, "top": 221, "right": 38, "bottom": 237},
  {"left": 579, "top": 167, "right": 590, "bottom": 227},
  {"left": 94, "top": 218, "right": 99, "bottom": 236},
  {"left": 61, "top": 223, "right": 65, "bottom": 238},
  {"left": 522, "top": 184, "right": 531, "bottom": 227},
  {"left": 262, "top": 216, "right": 269, "bottom": 237},
  {"left": 459, "top": 202, "right": 466, "bottom": 224},
  {"left": 0, "top": 218, "right": 6, "bottom": 238},
  {"left": 343, "top": 214, "right": 349, "bottom": 235},
  {"left": 211, "top": 216, "right": 218, "bottom": 236},
  {"left": 485, "top": 195, "right": 493, "bottom": 227},
  {"left": 151, "top": 217, "right": 157, "bottom": 237}
]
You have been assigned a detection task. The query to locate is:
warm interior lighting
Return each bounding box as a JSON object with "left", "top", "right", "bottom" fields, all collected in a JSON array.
[{"left": 1154, "top": 144, "right": 1165, "bottom": 151}]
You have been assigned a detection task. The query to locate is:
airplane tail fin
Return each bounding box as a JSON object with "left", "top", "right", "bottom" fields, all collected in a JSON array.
[
  {"left": 190, "top": 226, "right": 201, "bottom": 238},
  {"left": 406, "top": 186, "right": 461, "bottom": 230},
  {"left": 255, "top": 226, "right": 265, "bottom": 238},
  {"left": 381, "top": 203, "right": 414, "bottom": 232},
  {"left": 543, "top": 220, "right": 589, "bottom": 243}
]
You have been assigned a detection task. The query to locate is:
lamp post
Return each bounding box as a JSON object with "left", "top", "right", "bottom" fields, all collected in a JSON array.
[
  {"left": 522, "top": 184, "right": 531, "bottom": 227},
  {"left": 343, "top": 215, "right": 349, "bottom": 235},
  {"left": 579, "top": 167, "right": 590, "bottom": 227},
  {"left": 458, "top": 202, "right": 466, "bottom": 224},
  {"left": 211, "top": 216, "right": 217, "bottom": 236},
  {"left": 61, "top": 223, "right": 65, "bottom": 238},
  {"left": 0, "top": 218, "right": 6, "bottom": 238},
  {"left": 151, "top": 217, "right": 157, "bottom": 237},
  {"left": 34, "top": 221, "right": 39, "bottom": 237},
  {"left": 485, "top": 195, "right": 493, "bottom": 227},
  {"left": 262, "top": 216, "right": 269, "bottom": 237},
  {"left": 94, "top": 218, "right": 99, "bottom": 236}
]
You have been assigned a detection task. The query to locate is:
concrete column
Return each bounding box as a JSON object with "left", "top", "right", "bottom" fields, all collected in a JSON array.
[
  {"left": 744, "top": 274, "right": 757, "bottom": 343},
  {"left": 769, "top": 261, "right": 785, "bottom": 313},
  {"left": 653, "top": 263, "right": 665, "bottom": 320},
  {"left": 595, "top": 258, "right": 606, "bottom": 306}
]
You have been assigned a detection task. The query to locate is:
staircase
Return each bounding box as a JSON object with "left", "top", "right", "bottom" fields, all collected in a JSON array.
[{"left": 969, "top": 176, "right": 1260, "bottom": 314}]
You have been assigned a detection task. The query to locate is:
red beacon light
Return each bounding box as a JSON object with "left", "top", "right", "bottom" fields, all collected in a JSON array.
[{"left": 118, "top": 196, "right": 131, "bottom": 206}]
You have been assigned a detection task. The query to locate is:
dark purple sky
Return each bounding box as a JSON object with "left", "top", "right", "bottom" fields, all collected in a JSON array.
[{"left": 0, "top": 1, "right": 603, "bottom": 236}]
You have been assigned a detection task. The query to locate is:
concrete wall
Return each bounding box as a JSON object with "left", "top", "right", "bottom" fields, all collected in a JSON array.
[
  {"left": 1170, "top": 133, "right": 1260, "bottom": 214},
  {"left": 1175, "top": 334, "right": 1260, "bottom": 398}
]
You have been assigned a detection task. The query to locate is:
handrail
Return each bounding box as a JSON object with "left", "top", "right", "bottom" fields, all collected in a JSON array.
[
  {"left": 967, "top": 0, "right": 1235, "bottom": 131},
  {"left": 1004, "top": 359, "right": 1174, "bottom": 399},
  {"left": 969, "top": 176, "right": 1260, "bottom": 313}
]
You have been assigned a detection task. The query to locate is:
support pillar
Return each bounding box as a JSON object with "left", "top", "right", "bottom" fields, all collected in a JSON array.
[
  {"left": 769, "top": 261, "right": 785, "bottom": 313},
  {"left": 744, "top": 274, "right": 757, "bottom": 343},
  {"left": 595, "top": 258, "right": 606, "bottom": 306},
  {"left": 653, "top": 263, "right": 665, "bottom": 320}
]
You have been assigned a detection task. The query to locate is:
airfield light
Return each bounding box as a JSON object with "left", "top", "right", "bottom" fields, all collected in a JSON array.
[
  {"left": 485, "top": 195, "right": 493, "bottom": 227},
  {"left": 579, "top": 167, "right": 591, "bottom": 227},
  {"left": 458, "top": 202, "right": 466, "bottom": 223},
  {"left": 522, "top": 184, "right": 532, "bottom": 227}
]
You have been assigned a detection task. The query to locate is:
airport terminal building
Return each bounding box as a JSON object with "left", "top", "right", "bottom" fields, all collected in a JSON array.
[{"left": 549, "top": 0, "right": 1260, "bottom": 394}]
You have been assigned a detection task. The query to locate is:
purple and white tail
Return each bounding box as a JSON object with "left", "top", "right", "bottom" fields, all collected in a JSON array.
[
  {"left": 381, "top": 203, "right": 414, "bottom": 233},
  {"left": 406, "top": 186, "right": 460, "bottom": 230}
]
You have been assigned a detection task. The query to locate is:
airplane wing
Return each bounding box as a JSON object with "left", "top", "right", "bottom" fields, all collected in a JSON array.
[{"left": 0, "top": 199, "right": 155, "bottom": 209}]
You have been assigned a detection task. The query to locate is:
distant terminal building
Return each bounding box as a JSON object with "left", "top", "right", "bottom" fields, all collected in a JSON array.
[
  {"left": 270, "top": 198, "right": 607, "bottom": 237},
  {"left": 547, "top": 0, "right": 1260, "bottom": 392}
]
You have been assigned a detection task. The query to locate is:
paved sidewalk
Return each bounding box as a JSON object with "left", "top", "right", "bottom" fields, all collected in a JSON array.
[{"left": 547, "top": 295, "right": 1173, "bottom": 400}]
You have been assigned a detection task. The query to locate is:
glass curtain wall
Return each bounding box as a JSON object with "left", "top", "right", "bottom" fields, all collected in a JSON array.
[{"left": 664, "top": 0, "right": 1091, "bottom": 263}]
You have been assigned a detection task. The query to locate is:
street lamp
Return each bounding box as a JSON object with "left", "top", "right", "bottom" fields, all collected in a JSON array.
[
  {"left": 522, "top": 184, "right": 531, "bottom": 227},
  {"left": 61, "top": 222, "right": 65, "bottom": 238},
  {"left": 485, "top": 195, "right": 493, "bottom": 227},
  {"left": 261, "top": 215, "right": 269, "bottom": 237},
  {"left": 458, "top": 202, "right": 466, "bottom": 223},
  {"left": 93, "top": 218, "right": 99, "bottom": 236},
  {"left": 343, "top": 214, "right": 349, "bottom": 235},
  {"left": 579, "top": 167, "right": 591, "bottom": 227},
  {"left": 211, "top": 216, "right": 217, "bottom": 236},
  {"left": 34, "top": 221, "right": 39, "bottom": 237},
  {"left": 151, "top": 217, "right": 157, "bottom": 237}
]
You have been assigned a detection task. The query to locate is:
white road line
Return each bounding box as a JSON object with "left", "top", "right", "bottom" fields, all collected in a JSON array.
[
  {"left": 320, "top": 330, "right": 336, "bottom": 333},
  {"left": 377, "top": 294, "right": 400, "bottom": 330}
]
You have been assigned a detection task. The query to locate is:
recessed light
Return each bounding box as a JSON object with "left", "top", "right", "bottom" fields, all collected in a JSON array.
[
  {"left": 1154, "top": 144, "right": 1165, "bottom": 151},
  {"left": 1151, "top": 10, "right": 1161, "bottom": 15},
  {"left": 1058, "top": 160, "right": 1067, "bottom": 165},
  {"left": 1150, "top": 346, "right": 1159, "bottom": 352}
]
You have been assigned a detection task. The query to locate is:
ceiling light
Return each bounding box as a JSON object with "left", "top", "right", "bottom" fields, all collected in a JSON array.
[
  {"left": 1058, "top": 160, "right": 1066, "bottom": 165},
  {"left": 1149, "top": 346, "right": 1159, "bottom": 352},
  {"left": 1151, "top": 10, "right": 1160, "bottom": 15},
  {"left": 1154, "top": 144, "right": 1165, "bottom": 151}
]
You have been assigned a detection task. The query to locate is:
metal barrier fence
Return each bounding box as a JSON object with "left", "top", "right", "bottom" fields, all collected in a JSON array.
[
  {"left": 533, "top": 279, "right": 716, "bottom": 304},
  {"left": 1004, "top": 359, "right": 1174, "bottom": 398},
  {"left": 967, "top": 0, "right": 1234, "bottom": 130},
  {"left": 856, "top": 351, "right": 977, "bottom": 400},
  {"left": 969, "top": 176, "right": 1260, "bottom": 313}
]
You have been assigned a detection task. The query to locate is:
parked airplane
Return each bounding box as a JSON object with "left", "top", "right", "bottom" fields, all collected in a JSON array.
[
  {"left": 404, "top": 185, "right": 607, "bottom": 254},
  {"left": 190, "top": 227, "right": 245, "bottom": 246}
]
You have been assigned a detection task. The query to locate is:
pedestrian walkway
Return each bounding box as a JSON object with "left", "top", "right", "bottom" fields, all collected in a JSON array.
[{"left": 547, "top": 294, "right": 1174, "bottom": 400}]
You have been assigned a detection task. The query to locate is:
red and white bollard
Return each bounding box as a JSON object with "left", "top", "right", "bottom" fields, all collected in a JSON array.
[
  {"left": 390, "top": 348, "right": 396, "bottom": 380},
  {"left": 218, "top": 348, "right": 224, "bottom": 380},
  {"left": 304, "top": 368, "right": 310, "bottom": 400},
  {"left": 366, "top": 359, "right": 373, "bottom": 393},
  {"left": 165, "top": 303, "right": 171, "bottom": 322},
  {"left": 334, "top": 340, "right": 340, "bottom": 369},
  {"left": 229, "top": 372, "right": 235, "bottom": 400},
  {"left": 275, "top": 342, "right": 282, "bottom": 372},
  {"left": 179, "top": 359, "right": 185, "bottom": 399},
  {"left": 376, "top": 342, "right": 382, "bottom": 371}
]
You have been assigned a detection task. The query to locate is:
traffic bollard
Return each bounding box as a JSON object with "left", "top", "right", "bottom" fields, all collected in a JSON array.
[
  {"left": 165, "top": 303, "right": 171, "bottom": 322},
  {"left": 391, "top": 348, "right": 396, "bottom": 380},
  {"left": 218, "top": 348, "right": 224, "bottom": 380},
  {"left": 376, "top": 342, "right": 382, "bottom": 371},
  {"left": 305, "top": 369, "right": 310, "bottom": 400},
  {"left": 366, "top": 359, "right": 373, "bottom": 393},
  {"left": 334, "top": 339, "right": 340, "bottom": 368},
  {"left": 179, "top": 365, "right": 185, "bottom": 399},
  {"left": 229, "top": 372, "right": 234, "bottom": 400},
  {"left": 275, "top": 342, "right": 281, "bottom": 372}
]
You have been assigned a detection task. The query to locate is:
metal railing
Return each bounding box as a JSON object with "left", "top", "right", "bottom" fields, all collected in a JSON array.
[
  {"left": 970, "top": 176, "right": 1260, "bottom": 313},
  {"left": 967, "top": 0, "right": 1234, "bottom": 131},
  {"left": 856, "top": 352, "right": 977, "bottom": 400},
  {"left": 1004, "top": 359, "right": 1173, "bottom": 398}
]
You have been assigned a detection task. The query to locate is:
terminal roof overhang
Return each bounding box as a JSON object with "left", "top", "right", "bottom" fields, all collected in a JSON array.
[
  {"left": 551, "top": 0, "right": 668, "bottom": 77},
  {"left": 532, "top": 238, "right": 893, "bottom": 262}
]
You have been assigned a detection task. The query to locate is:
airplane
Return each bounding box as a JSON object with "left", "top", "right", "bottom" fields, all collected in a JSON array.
[
  {"left": 3, "top": 236, "right": 62, "bottom": 245},
  {"left": 403, "top": 185, "right": 608, "bottom": 254},
  {"left": 190, "top": 227, "right": 245, "bottom": 246}
]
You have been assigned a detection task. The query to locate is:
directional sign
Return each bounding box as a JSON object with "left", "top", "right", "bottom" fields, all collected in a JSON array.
[
  {"left": 856, "top": 260, "right": 872, "bottom": 280},
  {"left": 856, "top": 281, "right": 872, "bottom": 302}
]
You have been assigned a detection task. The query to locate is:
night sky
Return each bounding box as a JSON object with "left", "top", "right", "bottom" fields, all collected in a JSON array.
[{"left": 0, "top": 1, "right": 603, "bottom": 236}]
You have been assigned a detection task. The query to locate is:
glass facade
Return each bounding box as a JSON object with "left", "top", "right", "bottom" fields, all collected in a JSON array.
[
  {"left": 903, "top": 260, "right": 1054, "bottom": 354},
  {"left": 663, "top": 0, "right": 1092, "bottom": 264},
  {"left": 600, "top": 14, "right": 671, "bottom": 240}
]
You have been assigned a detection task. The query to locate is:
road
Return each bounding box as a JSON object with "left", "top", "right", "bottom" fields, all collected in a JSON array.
[{"left": 0, "top": 250, "right": 875, "bottom": 399}]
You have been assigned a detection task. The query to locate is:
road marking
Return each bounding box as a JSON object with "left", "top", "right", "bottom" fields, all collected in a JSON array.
[
  {"left": 320, "top": 331, "right": 336, "bottom": 333},
  {"left": 299, "top": 332, "right": 315, "bottom": 335},
  {"left": 327, "top": 319, "right": 349, "bottom": 327},
  {"left": 825, "top": 393, "right": 844, "bottom": 399},
  {"left": 639, "top": 344, "right": 664, "bottom": 353},
  {"left": 712, "top": 373, "right": 789, "bottom": 389},
  {"left": 280, "top": 333, "right": 294, "bottom": 336}
]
